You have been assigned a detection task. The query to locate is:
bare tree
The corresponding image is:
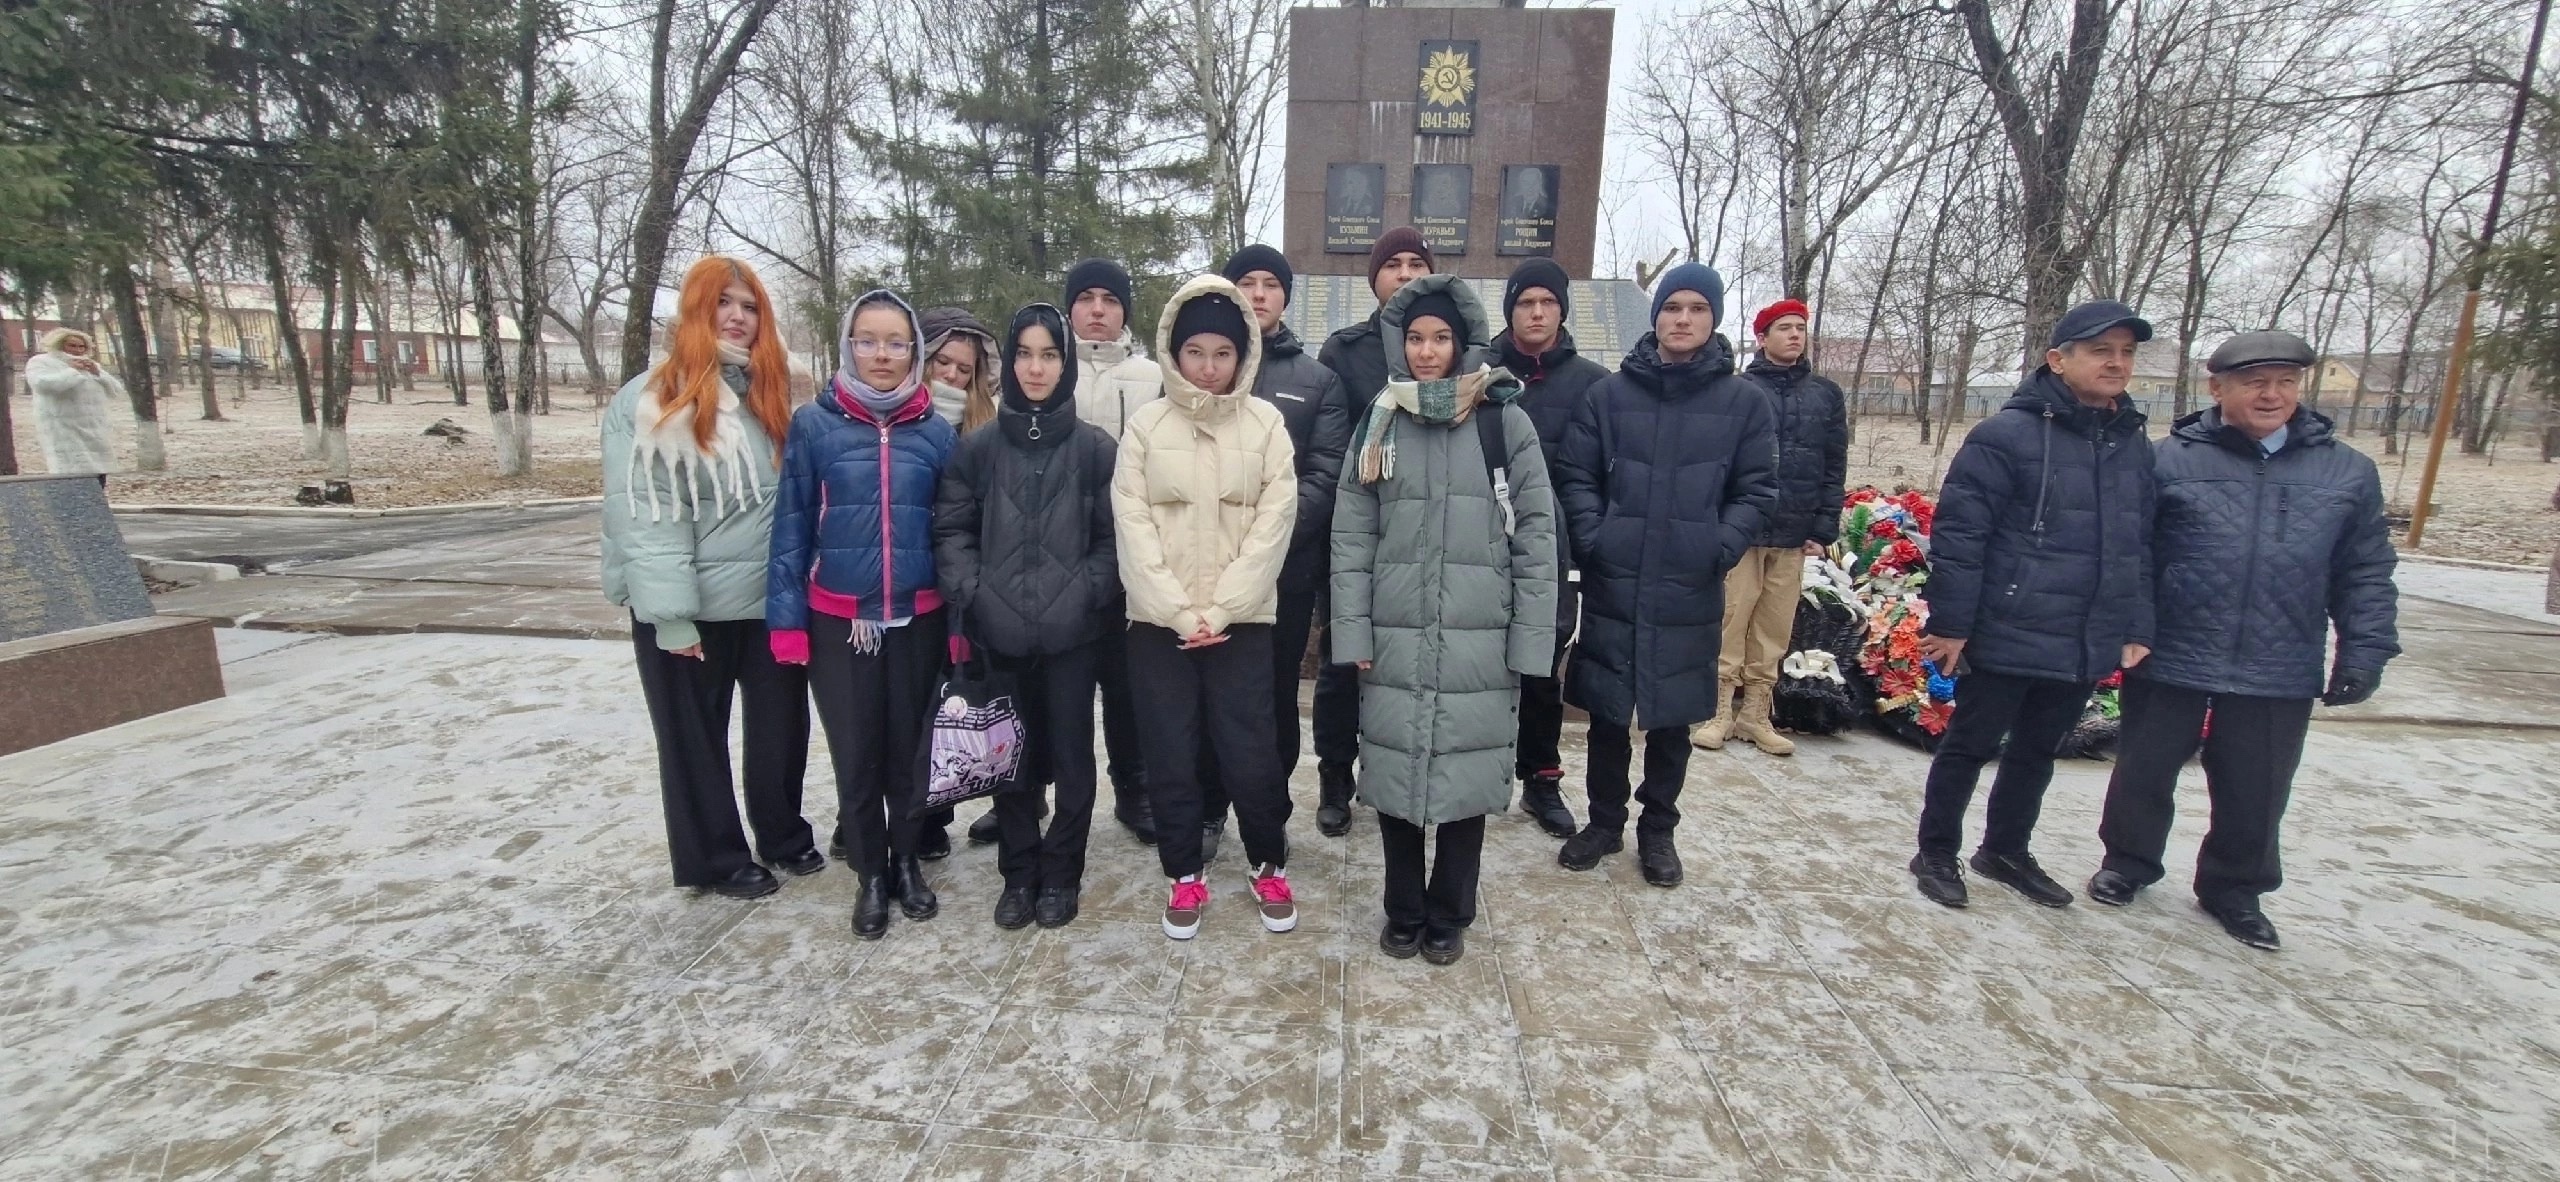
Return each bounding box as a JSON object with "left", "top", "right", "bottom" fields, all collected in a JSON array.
[{"left": 1172, "top": 0, "right": 1290, "bottom": 253}]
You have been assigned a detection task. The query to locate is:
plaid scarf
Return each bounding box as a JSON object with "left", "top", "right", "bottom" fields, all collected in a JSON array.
[{"left": 1350, "top": 365, "right": 1519, "bottom": 483}]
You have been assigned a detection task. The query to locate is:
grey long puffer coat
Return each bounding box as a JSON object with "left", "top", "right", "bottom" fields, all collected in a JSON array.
[
  {"left": 1331, "top": 275, "right": 1559, "bottom": 825},
  {"left": 2137, "top": 406, "right": 2398, "bottom": 699}
]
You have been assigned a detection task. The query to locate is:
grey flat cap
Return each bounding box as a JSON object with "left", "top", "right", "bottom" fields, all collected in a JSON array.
[{"left": 2207, "top": 330, "right": 2316, "bottom": 375}]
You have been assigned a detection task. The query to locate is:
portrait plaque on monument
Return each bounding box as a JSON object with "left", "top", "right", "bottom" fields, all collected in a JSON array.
[
  {"left": 1497, "top": 165, "right": 1562, "bottom": 257},
  {"left": 1410, "top": 164, "right": 1473, "bottom": 256},
  {"left": 1415, "top": 40, "right": 1479, "bottom": 136},
  {"left": 1324, "top": 163, "right": 1387, "bottom": 253}
]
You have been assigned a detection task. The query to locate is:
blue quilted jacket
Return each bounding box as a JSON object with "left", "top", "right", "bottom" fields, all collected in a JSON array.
[{"left": 766, "top": 383, "right": 958, "bottom": 637}]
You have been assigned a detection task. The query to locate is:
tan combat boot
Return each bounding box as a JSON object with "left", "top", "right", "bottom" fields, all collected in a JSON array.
[
  {"left": 1691, "top": 681, "right": 1739, "bottom": 750},
  {"left": 1734, "top": 684, "right": 1796, "bottom": 756}
]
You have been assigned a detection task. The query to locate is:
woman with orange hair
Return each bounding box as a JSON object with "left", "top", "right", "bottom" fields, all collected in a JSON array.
[{"left": 603, "top": 255, "right": 823, "bottom": 899}]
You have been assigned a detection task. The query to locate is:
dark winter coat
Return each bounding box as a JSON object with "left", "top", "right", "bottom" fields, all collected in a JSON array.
[
  {"left": 1922, "top": 369, "right": 2156, "bottom": 685},
  {"left": 1319, "top": 311, "right": 1393, "bottom": 410},
  {"left": 934, "top": 308, "right": 1123, "bottom": 659},
  {"left": 1553, "top": 332, "right": 1779, "bottom": 728},
  {"left": 1497, "top": 327, "right": 1611, "bottom": 632},
  {"left": 1742, "top": 354, "right": 1849, "bottom": 548},
  {"left": 1255, "top": 325, "right": 1353, "bottom": 592},
  {"left": 1331, "top": 275, "right": 1558, "bottom": 824},
  {"left": 766, "top": 384, "right": 958, "bottom": 634},
  {"left": 2137, "top": 406, "right": 2399, "bottom": 699}
]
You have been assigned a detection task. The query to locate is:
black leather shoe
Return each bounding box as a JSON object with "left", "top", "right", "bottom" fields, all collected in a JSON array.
[
  {"left": 968, "top": 808, "right": 1003, "bottom": 846},
  {"left": 771, "top": 848, "right": 826, "bottom": 878},
  {"left": 1637, "top": 832, "right": 1684, "bottom": 887},
  {"left": 1035, "top": 885, "right": 1080, "bottom": 929},
  {"left": 1317, "top": 761, "right": 1355, "bottom": 837},
  {"left": 1379, "top": 919, "right": 1422, "bottom": 959},
  {"left": 707, "top": 864, "right": 779, "bottom": 899},
  {"left": 893, "top": 855, "right": 939, "bottom": 920},
  {"left": 1910, "top": 851, "right": 1968, "bottom": 908},
  {"left": 1200, "top": 819, "right": 1225, "bottom": 864},
  {"left": 2086, "top": 868, "right": 2142, "bottom": 907},
  {"left": 1970, "top": 850, "right": 2073, "bottom": 907},
  {"left": 852, "top": 877, "right": 892, "bottom": 940},
  {"left": 915, "top": 825, "right": 952, "bottom": 862},
  {"left": 828, "top": 835, "right": 849, "bottom": 863},
  {"left": 993, "top": 886, "right": 1036, "bottom": 930},
  {"left": 1116, "top": 795, "right": 1158, "bottom": 845},
  {"left": 1558, "top": 826, "right": 1623, "bottom": 872},
  {"left": 1420, "top": 927, "right": 1465, "bottom": 965},
  {"left": 2202, "top": 899, "right": 2280, "bottom": 950},
  {"left": 1519, "top": 772, "right": 1578, "bottom": 838}
]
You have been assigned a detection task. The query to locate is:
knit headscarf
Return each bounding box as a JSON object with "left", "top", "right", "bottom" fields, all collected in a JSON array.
[
  {"left": 1349, "top": 274, "right": 1521, "bottom": 483},
  {"left": 36, "top": 328, "right": 92, "bottom": 355},
  {"left": 832, "top": 290, "right": 925, "bottom": 419}
]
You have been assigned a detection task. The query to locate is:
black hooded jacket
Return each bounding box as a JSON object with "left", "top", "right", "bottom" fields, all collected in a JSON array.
[
  {"left": 1553, "top": 332, "right": 1779, "bottom": 728},
  {"left": 933, "top": 304, "right": 1123, "bottom": 657},
  {"left": 1255, "top": 323, "right": 1353, "bottom": 591},
  {"left": 1741, "top": 354, "right": 1849, "bottom": 548},
  {"left": 1921, "top": 368, "right": 2156, "bottom": 685},
  {"left": 1319, "top": 311, "right": 1393, "bottom": 411},
  {"left": 2138, "top": 405, "right": 2398, "bottom": 698}
]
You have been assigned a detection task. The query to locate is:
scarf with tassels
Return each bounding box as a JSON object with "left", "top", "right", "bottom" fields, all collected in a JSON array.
[
  {"left": 626, "top": 341, "right": 769, "bottom": 523},
  {"left": 1350, "top": 365, "right": 1519, "bottom": 483}
]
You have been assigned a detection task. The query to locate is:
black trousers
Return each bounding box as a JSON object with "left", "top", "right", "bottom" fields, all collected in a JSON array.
[
  {"left": 1128, "top": 622, "right": 1292, "bottom": 880},
  {"left": 808, "top": 609, "right": 947, "bottom": 879},
  {"left": 1584, "top": 724, "right": 1692, "bottom": 836},
  {"left": 991, "top": 640, "right": 1102, "bottom": 891},
  {"left": 1379, "top": 812, "right": 1485, "bottom": 931},
  {"left": 1097, "top": 626, "right": 1147, "bottom": 810},
  {"left": 632, "top": 617, "right": 816, "bottom": 887},
  {"left": 1201, "top": 582, "right": 1319, "bottom": 826},
  {"left": 2098, "top": 678, "right": 2312, "bottom": 907},
  {"left": 1313, "top": 637, "right": 1361, "bottom": 767},
  {"left": 1517, "top": 675, "right": 1565, "bottom": 779},
  {"left": 1916, "top": 669, "right": 2091, "bottom": 857}
]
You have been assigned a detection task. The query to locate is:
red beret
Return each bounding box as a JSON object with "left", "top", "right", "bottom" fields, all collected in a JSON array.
[{"left": 1753, "top": 298, "right": 1810, "bottom": 338}]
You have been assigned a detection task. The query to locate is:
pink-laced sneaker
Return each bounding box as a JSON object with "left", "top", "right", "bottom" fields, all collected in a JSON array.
[
  {"left": 1248, "top": 864, "right": 1297, "bottom": 933},
  {"left": 1163, "top": 876, "right": 1208, "bottom": 940}
]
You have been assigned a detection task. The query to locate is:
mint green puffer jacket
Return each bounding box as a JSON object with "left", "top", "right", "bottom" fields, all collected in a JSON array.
[{"left": 601, "top": 367, "right": 783, "bottom": 650}]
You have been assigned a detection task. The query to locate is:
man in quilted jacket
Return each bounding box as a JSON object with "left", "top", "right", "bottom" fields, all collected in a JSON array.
[{"left": 2088, "top": 330, "right": 2399, "bottom": 951}]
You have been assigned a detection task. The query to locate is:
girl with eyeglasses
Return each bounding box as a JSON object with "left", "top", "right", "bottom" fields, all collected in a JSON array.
[{"left": 768, "top": 290, "right": 961, "bottom": 940}]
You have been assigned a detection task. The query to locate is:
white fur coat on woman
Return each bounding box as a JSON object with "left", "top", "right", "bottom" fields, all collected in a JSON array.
[{"left": 23, "top": 335, "right": 124, "bottom": 475}]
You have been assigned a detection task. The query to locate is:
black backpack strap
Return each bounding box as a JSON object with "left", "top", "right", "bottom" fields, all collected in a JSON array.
[{"left": 1478, "top": 406, "right": 1516, "bottom": 537}]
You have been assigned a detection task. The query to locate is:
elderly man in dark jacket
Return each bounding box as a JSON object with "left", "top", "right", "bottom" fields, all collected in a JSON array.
[
  {"left": 2089, "top": 330, "right": 2398, "bottom": 951},
  {"left": 1696, "top": 298, "right": 1849, "bottom": 757},
  {"left": 1209, "top": 244, "right": 1354, "bottom": 848},
  {"left": 1912, "top": 300, "right": 2157, "bottom": 910},
  {"left": 1494, "top": 257, "right": 1611, "bottom": 839},
  {"left": 1553, "top": 262, "right": 1778, "bottom": 887}
]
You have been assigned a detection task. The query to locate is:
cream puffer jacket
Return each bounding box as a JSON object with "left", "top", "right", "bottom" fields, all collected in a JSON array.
[
  {"left": 1070, "top": 328, "right": 1163, "bottom": 438},
  {"left": 1111, "top": 274, "right": 1298, "bottom": 637}
]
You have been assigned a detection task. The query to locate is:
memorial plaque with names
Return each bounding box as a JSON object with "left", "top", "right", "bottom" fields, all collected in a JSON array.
[
  {"left": 1415, "top": 40, "right": 1479, "bottom": 136},
  {"left": 1324, "top": 163, "right": 1387, "bottom": 253},
  {"left": 0, "top": 476, "right": 155, "bottom": 644},
  {"left": 1410, "top": 164, "right": 1473, "bottom": 256},
  {"left": 1497, "top": 165, "right": 1562, "bottom": 257}
]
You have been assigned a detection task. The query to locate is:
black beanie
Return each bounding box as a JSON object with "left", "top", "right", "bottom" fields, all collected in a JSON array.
[
  {"left": 1503, "top": 258, "right": 1572, "bottom": 323},
  {"left": 1402, "top": 291, "right": 1465, "bottom": 343},
  {"left": 1061, "top": 258, "right": 1133, "bottom": 315},
  {"left": 1219, "top": 244, "right": 1294, "bottom": 305},
  {"left": 1170, "top": 292, "right": 1251, "bottom": 358}
]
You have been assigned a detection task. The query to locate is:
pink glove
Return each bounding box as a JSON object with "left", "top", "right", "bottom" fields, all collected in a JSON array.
[{"left": 769, "top": 629, "right": 811, "bottom": 666}]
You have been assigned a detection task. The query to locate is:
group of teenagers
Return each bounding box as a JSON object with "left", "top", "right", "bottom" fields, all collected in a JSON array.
[{"left": 603, "top": 223, "right": 2401, "bottom": 963}]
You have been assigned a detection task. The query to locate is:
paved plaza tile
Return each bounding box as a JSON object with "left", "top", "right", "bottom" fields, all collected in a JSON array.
[{"left": 2, "top": 629, "right": 2556, "bottom": 1179}]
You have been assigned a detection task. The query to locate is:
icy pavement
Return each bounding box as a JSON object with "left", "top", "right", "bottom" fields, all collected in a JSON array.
[{"left": 2, "top": 629, "right": 2556, "bottom": 1179}]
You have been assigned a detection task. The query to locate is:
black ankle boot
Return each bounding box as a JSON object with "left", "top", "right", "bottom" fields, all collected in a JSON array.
[
  {"left": 1317, "top": 761, "right": 1354, "bottom": 837},
  {"left": 1519, "top": 771, "right": 1577, "bottom": 838},
  {"left": 852, "top": 876, "right": 893, "bottom": 940},
  {"left": 894, "top": 855, "right": 939, "bottom": 920}
]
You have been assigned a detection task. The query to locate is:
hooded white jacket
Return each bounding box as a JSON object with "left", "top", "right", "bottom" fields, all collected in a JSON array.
[
  {"left": 1070, "top": 329, "right": 1162, "bottom": 438},
  {"left": 1111, "top": 275, "right": 1297, "bottom": 636}
]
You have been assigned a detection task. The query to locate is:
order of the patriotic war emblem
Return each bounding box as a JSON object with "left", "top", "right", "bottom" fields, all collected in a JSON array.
[{"left": 1416, "top": 41, "right": 1477, "bottom": 136}]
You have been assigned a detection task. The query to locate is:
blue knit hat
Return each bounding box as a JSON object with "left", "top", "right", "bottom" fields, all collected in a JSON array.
[{"left": 1651, "top": 262, "right": 1725, "bottom": 327}]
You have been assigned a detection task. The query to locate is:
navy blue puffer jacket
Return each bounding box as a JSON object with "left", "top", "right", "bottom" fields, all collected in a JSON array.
[
  {"left": 2137, "top": 406, "right": 2398, "bottom": 698},
  {"left": 766, "top": 384, "right": 959, "bottom": 642},
  {"left": 1742, "top": 355, "right": 1849, "bottom": 548},
  {"left": 1922, "top": 369, "right": 2155, "bottom": 685},
  {"left": 1553, "top": 332, "right": 1779, "bottom": 728}
]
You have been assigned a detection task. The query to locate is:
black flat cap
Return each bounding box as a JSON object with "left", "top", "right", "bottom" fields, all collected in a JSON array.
[
  {"left": 2049, "top": 300, "right": 2155, "bottom": 349},
  {"left": 2206, "top": 330, "right": 2317, "bottom": 375}
]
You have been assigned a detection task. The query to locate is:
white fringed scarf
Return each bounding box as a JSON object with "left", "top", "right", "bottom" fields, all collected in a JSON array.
[{"left": 626, "top": 342, "right": 769, "bottom": 523}]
